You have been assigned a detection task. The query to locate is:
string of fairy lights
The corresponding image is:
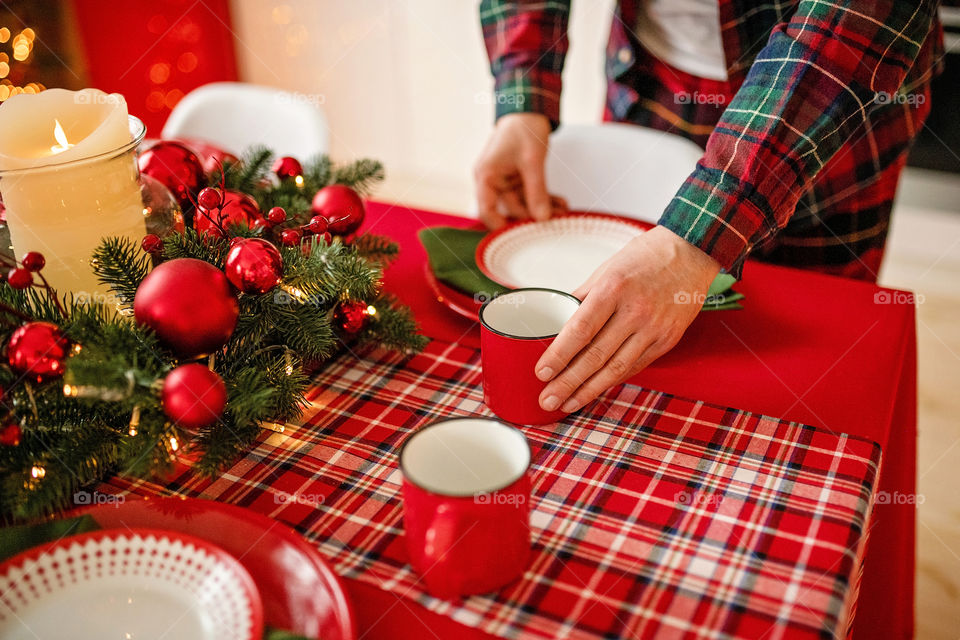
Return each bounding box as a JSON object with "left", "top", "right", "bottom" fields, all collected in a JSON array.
[{"left": 0, "top": 25, "right": 45, "bottom": 101}]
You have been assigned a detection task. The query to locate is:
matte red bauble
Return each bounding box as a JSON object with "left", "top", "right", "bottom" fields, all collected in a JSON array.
[
  {"left": 137, "top": 141, "right": 206, "bottom": 214},
  {"left": 311, "top": 185, "right": 365, "bottom": 235},
  {"left": 7, "top": 321, "right": 70, "bottom": 381},
  {"left": 194, "top": 190, "right": 263, "bottom": 235},
  {"left": 133, "top": 258, "right": 239, "bottom": 358},
  {"left": 272, "top": 156, "right": 303, "bottom": 181},
  {"left": 224, "top": 238, "right": 283, "bottom": 294},
  {"left": 162, "top": 364, "right": 227, "bottom": 429}
]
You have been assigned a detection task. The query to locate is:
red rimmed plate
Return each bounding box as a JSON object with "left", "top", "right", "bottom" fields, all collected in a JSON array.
[
  {"left": 423, "top": 261, "right": 483, "bottom": 320},
  {"left": 0, "top": 527, "right": 263, "bottom": 640},
  {"left": 72, "top": 497, "right": 355, "bottom": 640},
  {"left": 476, "top": 213, "right": 650, "bottom": 293}
]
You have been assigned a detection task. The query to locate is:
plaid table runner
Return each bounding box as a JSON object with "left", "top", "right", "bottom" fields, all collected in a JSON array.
[{"left": 105, "top": 339, "right": 882, "bottom": 639}]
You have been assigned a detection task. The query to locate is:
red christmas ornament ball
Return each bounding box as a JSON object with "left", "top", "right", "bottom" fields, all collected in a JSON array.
[
  {"left": 335, "top": 300, "right": 369, "bottom": 334},
  {"left": 21, "top": 252, "right": 45, "bottom": 272},
  {"left": 7, "top": 321, "right": 70, "bottom": 381},
  {"left": 194, "top": 189, "right": 263, "bottom": 236},
  {"left": 133, "top": 258, "right": 239, "bottom": 358},
  {"left": 138, "top": 141, "right": 206, "bottom": 214},
  {"left": 272, "top": 156, "right": 303, "bottom": 181},
  {"left": 224, "top": 238, "right": 283, "bottom": 294},
  {"left": 311, "top": 185, "right": 365, "bottom": 235},
  {"left": 162, "top": 364, "right": 227, "bottom": 429},
  {"left": 0, "top": 423, "right": 21, "bottom": 446},
  {"left": 7, "top": 267, "right": 32, "bottom": 289},
  {"left": 267, "top": 206, "right": 287, "bottom": 224}
]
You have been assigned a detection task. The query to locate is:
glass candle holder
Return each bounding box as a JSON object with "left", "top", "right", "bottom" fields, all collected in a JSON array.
[{"left": 0, "top": 115, "right": 147, "bottom": 301}]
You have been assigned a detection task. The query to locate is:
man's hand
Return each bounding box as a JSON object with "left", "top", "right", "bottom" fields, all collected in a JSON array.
[
  {"left": 474, "top": 113, "right": 566, "bottom": 229},
  {"left": 536, "top": 226, "right": 722, "bottom": 413}
]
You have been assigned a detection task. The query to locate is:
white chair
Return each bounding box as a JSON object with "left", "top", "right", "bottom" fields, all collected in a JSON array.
[
  {"left": 162, "top": 82, "right": 329, "bottom": 159},
  {"left": 545, "top": 122, "right": 704, "bottom": 224}
]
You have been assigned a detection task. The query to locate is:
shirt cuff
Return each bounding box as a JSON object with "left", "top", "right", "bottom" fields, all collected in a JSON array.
[
  {"left": 658, "top": 166, "right": 779, "bottom": 278},
  {"left": 492, "top": 67, "right": 562, "bottom": 130}
]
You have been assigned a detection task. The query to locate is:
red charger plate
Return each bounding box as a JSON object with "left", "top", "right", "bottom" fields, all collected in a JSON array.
[{"left": 71, "top": 497, "right": 355, "bottom": 640}]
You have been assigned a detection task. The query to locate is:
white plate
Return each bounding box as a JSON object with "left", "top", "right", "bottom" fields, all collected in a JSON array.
[
  {"left": 477, "top": 215, "right": 645, "bottom": 293},
  {"left": 0, "top": 528, "right": 263, "bottom": 640}
]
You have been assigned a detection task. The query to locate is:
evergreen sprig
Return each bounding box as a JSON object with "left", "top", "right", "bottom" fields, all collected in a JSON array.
[{"left": 0, "top": 149, "right": 424, "bottom": 521}]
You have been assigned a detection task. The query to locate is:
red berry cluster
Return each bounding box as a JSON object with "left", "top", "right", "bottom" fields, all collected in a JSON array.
[{"left": 4, "top": 251, "right": 45, "bottom": 290}]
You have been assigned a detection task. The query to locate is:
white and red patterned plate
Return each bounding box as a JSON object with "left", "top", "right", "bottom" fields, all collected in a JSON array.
[
  {"left": 0, "top": 528, "right": 263, "bottom": 640},
  {"left": 476, "top": 213, "right": 648, "bottom": 293}
]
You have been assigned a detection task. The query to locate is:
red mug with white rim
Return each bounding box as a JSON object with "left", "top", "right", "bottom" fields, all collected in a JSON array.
[
  {"left": 480, "top": 288, "right": 581, "bottom": 425},
  {"left": 399, "top": 417, "right": 531, "bottom": 599}
]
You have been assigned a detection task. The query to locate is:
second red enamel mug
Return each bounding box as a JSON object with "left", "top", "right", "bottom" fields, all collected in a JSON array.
[{"left": 400, "top": 417, "right": 531, "bottom": 599}]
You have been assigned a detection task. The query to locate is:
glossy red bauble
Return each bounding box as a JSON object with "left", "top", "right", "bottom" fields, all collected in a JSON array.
[
  {"left": 272, "top": 156, "right": 303, "bottom": 181},
  {"left": 224, "top": 238, "right": 283, "bottom": 294},
  {"left": 138, "top": 141, "right": 206, "bottom": 214},
  {"left": 133, "top": 258, "right": 239, "bottom": 358},
  {"left": 174, "top": 138, "right": 239, "bottom": 176},
  {"left": 162, "top": 364, "right": 228, "bottom": 429},
  {"left": 7, "top": 321, "right": 70, "bottom": 381},
  {"left": 194, "top": 190, "right": 263, "bottom": 235},
  {"left": 310, "top": 185, "right": 365, "bottom": 235},
  {"left": 335, "top": 300, "right": 369, "bottom": 334}
]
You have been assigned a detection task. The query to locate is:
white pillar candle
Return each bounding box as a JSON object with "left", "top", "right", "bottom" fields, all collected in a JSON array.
[{"left": 0, "top": 88, "right": 145, "bottom": 300}]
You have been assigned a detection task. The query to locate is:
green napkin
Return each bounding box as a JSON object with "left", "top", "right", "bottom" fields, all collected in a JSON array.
[
  {"left": 418, "top": 227, "right": 507, "bottom": 299},
  {"left": 419, "top": 226, "right": 742, "bottom": 311},
  {"left": 0, "top": 515, "right": 100, "bottom": 562},
  {"left": 0, "top": 514, "right": 316, "bottom": 640}
]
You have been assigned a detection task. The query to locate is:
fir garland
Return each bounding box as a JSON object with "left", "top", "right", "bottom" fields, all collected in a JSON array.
[{"left": 0, "top": 151, "right": 426, "bottom": 521}]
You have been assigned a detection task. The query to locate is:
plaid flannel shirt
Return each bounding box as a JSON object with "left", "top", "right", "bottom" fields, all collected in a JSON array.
[{"left": 481, "top": 1, "right": 943, "bottom": 278}]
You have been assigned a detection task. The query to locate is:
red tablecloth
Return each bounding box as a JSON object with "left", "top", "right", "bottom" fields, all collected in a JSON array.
[{"left": 352, "top": 202, "right": 916, "bottom": 640}]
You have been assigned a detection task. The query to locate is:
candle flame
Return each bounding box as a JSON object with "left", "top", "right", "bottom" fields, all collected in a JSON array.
[{"left": 50, "top": 119, "right": 74, "bottom": 154}]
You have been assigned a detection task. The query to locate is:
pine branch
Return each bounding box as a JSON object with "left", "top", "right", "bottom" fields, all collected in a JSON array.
[
  {"left": 332, "top": 159, "right": 385, "bottom": 196},
  {"left": 222, "top": 146, "right": 274, "bottom": 195},
  {"left": 92, "top": 237, "right": 151, "bottom": 308},
  {"left": 351, "top": 234, "right": 399, "bottom": 266},
  {"left": 358, "top": 293, "right": 429, "bottom": 353}
]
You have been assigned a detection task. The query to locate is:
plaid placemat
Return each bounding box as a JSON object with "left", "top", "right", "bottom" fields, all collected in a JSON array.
[{"left": 103, "top": 339, "right": 881, "bottom": 640}]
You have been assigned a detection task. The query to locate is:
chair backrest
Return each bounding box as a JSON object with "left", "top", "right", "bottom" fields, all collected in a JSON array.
[
  {"left": 162, "top": 82, "right": 329, "bottom": 159},
  {"left": 545, "top": 123, "right": 704, "bottom": 224}
]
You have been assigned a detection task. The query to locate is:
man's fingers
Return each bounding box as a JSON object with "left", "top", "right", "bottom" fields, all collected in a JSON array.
[
  {"left": 476, "top": 177, "right": 507, "bottom": 229},
  {"left": 557, "top": 334, "right": 657, "bottom": 413},
  {"left": 520, "top": 162, "right": 552, "bottom": 222},
  {"left": 535, "top": 291, "right": 617, "bottom": 383},
  {"left": 538, "top": 311, "right": 634, "bottom": 411},
  {"left": 500, "top": 189, "right": 529, "bottom": 220}
]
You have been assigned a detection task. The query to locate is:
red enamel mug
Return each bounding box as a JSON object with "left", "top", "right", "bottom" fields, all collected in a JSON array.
[
  {"left": 480, "top": 288, "right": 581, "bottom": 425},
  {"left": 399, "top": 417, "right": 531, "bottom": 599}
]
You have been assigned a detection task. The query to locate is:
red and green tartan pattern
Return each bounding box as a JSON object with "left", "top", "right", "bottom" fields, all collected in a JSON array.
[
  {"left": 481, "top": 0, "right": 942, "bottom": 280},
  {"left": 103, "top": 339, "right": 882, "bottom": 639}
]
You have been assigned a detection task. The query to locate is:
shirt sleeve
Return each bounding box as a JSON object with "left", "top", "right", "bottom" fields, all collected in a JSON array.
[
  {"left": 658, "top": 0, "right": 939, "bottom": 277},
  {"left": 480, "top": 0, "right": 571, "bottom": 129}
]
